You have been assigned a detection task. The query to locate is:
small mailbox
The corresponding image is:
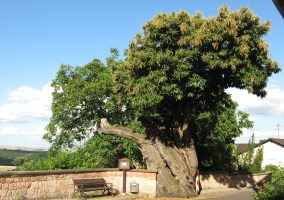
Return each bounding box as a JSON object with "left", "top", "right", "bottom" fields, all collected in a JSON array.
[
  {"left": 118, "top": 157, "right": 130, "bottom": 170},
  {"left": 130, "top": 182, "right": 139, "bottom": 193}
]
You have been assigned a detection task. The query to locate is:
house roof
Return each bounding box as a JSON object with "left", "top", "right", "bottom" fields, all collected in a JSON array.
[
  {"left": 236, "top": 138, "right": 284, "bottom": 154},
  {"left": 236, "top": 143, "right": 249, "bottom": 154},
  {"left": 262, "top": 138, "right": 284, "bottom": 148}
]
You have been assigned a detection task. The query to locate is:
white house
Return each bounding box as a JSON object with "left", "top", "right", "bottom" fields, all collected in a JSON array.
[
  {"left": 257, "top": 138, "right": 284, "bottom": 168},
  {"left": 237, "top": 138, "right": 284, "bottom": 168}
]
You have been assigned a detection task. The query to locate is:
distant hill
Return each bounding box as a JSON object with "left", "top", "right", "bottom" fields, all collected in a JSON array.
[
  {"left": 0, "top": 147, "right": 47, "bottom": 166},
  {"left": 0, "top": 145, "right": 47, "bottom": 151}
]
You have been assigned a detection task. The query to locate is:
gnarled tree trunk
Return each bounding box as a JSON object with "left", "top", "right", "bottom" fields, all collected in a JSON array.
[{"left": 99, "top": 118, "right": 198, "bottom": 197}]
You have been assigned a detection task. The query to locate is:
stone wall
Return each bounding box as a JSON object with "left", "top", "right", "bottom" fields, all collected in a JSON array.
[
  {"left": 0, "top": 168, "right": 157, "bottom": 200},
  {"left": 0, "top": 168, "right": 272, "bottom": 199},
  {"left": 200, "top": 171, "right": 272, "bottom": 190}
]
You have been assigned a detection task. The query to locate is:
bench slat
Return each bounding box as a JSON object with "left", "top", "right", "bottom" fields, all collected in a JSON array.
[{"left": 84, "top": 187, "right": 110, "bottom": 191}]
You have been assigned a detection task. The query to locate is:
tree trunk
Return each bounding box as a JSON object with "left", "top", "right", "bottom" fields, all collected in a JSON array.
[{"left": 99, "top": 118, "right": 198, "bottom": 197}]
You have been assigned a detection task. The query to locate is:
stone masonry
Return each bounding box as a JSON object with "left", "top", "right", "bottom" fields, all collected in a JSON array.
[{"left": 0, "top": 168, "right": 157, "bottom": 200}]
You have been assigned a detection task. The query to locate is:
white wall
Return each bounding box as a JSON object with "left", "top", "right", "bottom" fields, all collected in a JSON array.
[{"left": 260, "top": 141, "right": 284, "bottom": 168}]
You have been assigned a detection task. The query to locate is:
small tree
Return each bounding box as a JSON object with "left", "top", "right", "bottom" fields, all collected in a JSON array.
[{"left": 238, "top": 133, "right": 263, "bottom": 173}]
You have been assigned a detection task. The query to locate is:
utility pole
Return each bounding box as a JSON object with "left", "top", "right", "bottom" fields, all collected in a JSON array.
[{"left": 276, "top": 123, "right": 281, "bottom": 138}]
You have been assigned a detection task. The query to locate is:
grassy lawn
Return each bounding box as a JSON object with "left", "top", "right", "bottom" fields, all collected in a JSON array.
[{"left": 0, "top": 165, "right": 16, "bottom": 171}]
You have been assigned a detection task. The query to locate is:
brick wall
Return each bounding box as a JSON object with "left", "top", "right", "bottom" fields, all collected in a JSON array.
[
  {"left": 0, "top": 169, "right": 157, "bottom": 200},
  {"left": 0, "top": 169, "right": 271, "bottom": 199}
]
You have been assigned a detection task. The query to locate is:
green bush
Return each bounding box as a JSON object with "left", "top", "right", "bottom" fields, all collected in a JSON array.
[
  {"left": 265, "top": 165, "right": 284, "bottom": 182},
  {"left": 253, "top": 180, "right": 284, "bottom": 200},
  {"left": 15, "top": 134, "right": 144, "bottom": 170},
  {"left": 253, "top": 165, "right": 284, "bottom": 200}
]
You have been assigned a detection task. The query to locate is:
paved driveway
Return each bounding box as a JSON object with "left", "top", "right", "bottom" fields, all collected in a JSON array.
[{"left": 198, "top": 188, "right": 253, "bottom": 200}]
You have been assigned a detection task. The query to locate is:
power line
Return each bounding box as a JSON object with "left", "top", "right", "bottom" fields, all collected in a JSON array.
[{"left": 276, "top": 123, "right": 281, "bottom": 138}]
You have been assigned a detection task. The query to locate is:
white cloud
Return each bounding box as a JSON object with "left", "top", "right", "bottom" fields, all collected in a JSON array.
[
  {"left": 0, "top": 83, "right": 52, "bottom": 123},
  {"left": 0, "top": 122, "right": 47, "bottom": 136},
  {"left": 227, "top": 86, "right": 284, "bottom": 117},
  {"left": 0, "top": 121, "right": 50, "bottom": 147},
  {"left": 0, "top": 123, "right": 18, "bottom": 134},
  {"left": 0, "top": 83, "right": 52, "bottom": 147},
  {"left": 228, "top": 86, "right": 284, "bottom": 143}
]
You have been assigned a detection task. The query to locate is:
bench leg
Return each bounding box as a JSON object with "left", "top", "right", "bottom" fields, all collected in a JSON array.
[
  {"left": 102, "top": 188, "right": 114, "bottom": 196},
  {"left": 78, "top": 186, "right": 89, "bottom": 199}
]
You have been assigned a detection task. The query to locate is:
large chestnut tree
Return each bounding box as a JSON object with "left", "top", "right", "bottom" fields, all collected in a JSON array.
[{"left": 45, "top": 6, "right": 280, "bottom": 197}]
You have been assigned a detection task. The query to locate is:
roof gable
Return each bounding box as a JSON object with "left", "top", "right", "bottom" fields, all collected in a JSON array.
[
  {"left": 236, "top": 138, "right": 284, "bottom": 154},
  {"left": 261, "top": 138, "right": 284, "bottom": 148}
]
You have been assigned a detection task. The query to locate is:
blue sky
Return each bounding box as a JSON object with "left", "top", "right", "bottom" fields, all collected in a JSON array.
[{"left": 0, "top": 0, "right": 283, "bottom": 148}]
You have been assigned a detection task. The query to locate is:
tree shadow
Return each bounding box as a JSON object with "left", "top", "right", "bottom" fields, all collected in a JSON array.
[{"left": 200, "top": 171, "right": 272, "bottom": 190}]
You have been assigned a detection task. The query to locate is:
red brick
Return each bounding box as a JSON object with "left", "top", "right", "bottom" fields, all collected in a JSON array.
[
  {"left": 6, "top": 178, "right": 14, "bottom": 183},
  {"left": 0, "top": 178, "right": 6, "bottom": 184},
  {"left": 23, "top": 177, "right": 31, "bottom": 182},
  {"left": 32, "top": 176, "right": 42, "bottom": 181},
  {"left": 14, "top": 177, "right": 23, "bottom": 183}
]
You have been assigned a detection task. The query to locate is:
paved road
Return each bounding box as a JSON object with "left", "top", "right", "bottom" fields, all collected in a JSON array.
[
  {"left": 199, "top": 188, "right": 253, "bottom": 200},
  {"left": 52, "top": 188, "right": 253, "bottom": 200}
]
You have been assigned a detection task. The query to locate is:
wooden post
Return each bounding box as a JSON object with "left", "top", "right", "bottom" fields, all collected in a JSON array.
[
  {"left": 118, "top": 157, "right": 130, "bottom": 194},
  {"left": 123, "top": 169, "right": 126, "bottom": 193}
]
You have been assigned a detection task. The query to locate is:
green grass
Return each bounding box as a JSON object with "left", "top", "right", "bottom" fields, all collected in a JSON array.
[{"left": 0, "top": 149, "right": 46, "bottom": 166}]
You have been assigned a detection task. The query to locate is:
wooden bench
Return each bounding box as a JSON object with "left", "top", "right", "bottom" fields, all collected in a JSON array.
[{"left": 73, "top": 178, "right": 114, "bottom": 197}]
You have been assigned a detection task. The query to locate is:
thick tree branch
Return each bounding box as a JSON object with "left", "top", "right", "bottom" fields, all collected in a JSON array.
[{"left": 98, "top": 118, "right": 147, "bottom": 145}]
